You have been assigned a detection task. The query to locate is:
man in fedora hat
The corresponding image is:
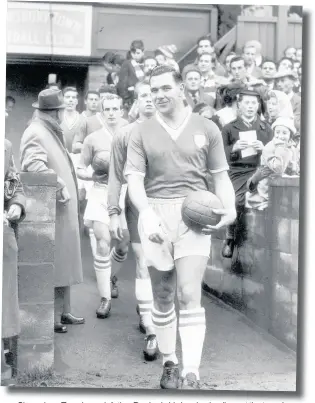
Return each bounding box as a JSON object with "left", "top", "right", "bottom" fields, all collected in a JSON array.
[
  {"left": 274, "top": 70, "right": 301, "bottom": 133},
  {"left": 20, "top": 88, "right": 85, "bottom": 334}
]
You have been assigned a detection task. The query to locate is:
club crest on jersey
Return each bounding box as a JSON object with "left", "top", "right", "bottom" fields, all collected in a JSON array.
[{"left": 194, "top": 134, "right": 206, "bottom": 148}]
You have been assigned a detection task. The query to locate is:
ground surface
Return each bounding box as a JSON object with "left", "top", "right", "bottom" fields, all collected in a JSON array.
[{"left": 41, "top": 234, "right": 297, "bottom": 391}]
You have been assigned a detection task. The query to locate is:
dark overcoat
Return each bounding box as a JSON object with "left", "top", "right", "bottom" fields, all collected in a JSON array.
[
  {"left": 20, "top": 112, "right": 83, "bottom": 288},
  {"left": 221, "top": 116, "right": 273, "bottom": 205}
]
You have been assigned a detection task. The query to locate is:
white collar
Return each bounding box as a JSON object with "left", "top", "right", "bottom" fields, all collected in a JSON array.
[
  {"left": 62, "top": 110, "right": 79, "bottom": 130},
  {"left": 155, "top": 108, "right": 192, "bottom": 141}
]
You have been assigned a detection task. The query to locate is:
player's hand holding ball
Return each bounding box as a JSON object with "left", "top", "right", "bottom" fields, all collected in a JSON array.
[
  {"left": 139, "top": 207, "right": 164, "bottom": 244},
  {"left": 201, "top": 207, "right": 237, "bottom": 234},
  {"left": 181, "top": 190, "right": 236, "bottom": 234}
]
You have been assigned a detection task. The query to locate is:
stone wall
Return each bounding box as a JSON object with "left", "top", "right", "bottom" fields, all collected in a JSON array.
[
  {"left": 17, "top": 173, "right": 57, "bottom": 375},
  {"left": 203, "top": 177, "right": 299, "bottom": 350}
]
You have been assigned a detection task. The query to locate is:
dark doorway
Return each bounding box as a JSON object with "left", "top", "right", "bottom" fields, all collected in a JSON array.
[{"left": 5, "top": 63, "right": 88, "bottom": 169}]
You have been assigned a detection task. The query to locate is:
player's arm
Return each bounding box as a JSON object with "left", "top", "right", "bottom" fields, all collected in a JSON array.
[
  {"left": 108, "top": 132, "right": 126, "bottom": 216},
  {"left": 72, "top": 118, "right": 87, "bottom": 153},
  {"left": 108, "top": 132, "right": 126, "bottom": 241},
  {"left": 125, "top": 127, "right": 164, "bottom": 244},
  {"left": 76, "top": 137, "right": 94, "bottom": 181},
  {"left": 202, "top": 120, "right": 237, "bottom": 234}
]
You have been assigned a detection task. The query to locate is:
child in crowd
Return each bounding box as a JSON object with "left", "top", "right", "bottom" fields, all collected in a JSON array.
[{"left": 246, "top": 117, "right": 299, "bottom": 210}]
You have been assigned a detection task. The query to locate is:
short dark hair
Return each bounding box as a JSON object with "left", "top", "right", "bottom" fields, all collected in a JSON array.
[
  {"left": 130, "top": 40, "right": 144, "bottom": 52},
  {"left": 150, "top": 65, "right": 183, "bottom": 84},
  {"left": 101, "top": 93, "right": 123, "bottom": 110},
  {"left": 278, "top": 57, "right": 294, "bottom": 68},
  {"left": 63, "top": 86, "right": 78, "bottom": 96},
  {"left": 98, "top": 84, "right": 117, "bottom": 95},
  {"left": 226, "top": 52, "right": 236, "bottom": 59},
  {"left": 230, "top": 56, "right": 245, "bottom": 68},
  {"left": 112, "top": 53, "right": 125, "bottom": 66},
  {"left": 85, "top": 90, "right": 100, "bottom": 100},
  {"left": 102, "top": 51, "right": 116, "bottom": 64},
  {"left": 262, "top": 59, "right": 277, "bottom": 67},
  {"left": 6, "top": 95, "right": 15, "bottom": 104},
  {"left": 197, "top": 35, "right": 211, "bottom": 47},
  {"left": 197, "top": 52, "right": 216, "bottom": 63}
]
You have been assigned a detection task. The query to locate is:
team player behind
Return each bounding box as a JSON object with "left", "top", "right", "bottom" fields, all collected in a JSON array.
[
  {"left": 73, "top": 90, "right": 101, "bottom": 224},
  {"left": 125, "top": 65, "right": 236, "bottom": 389},
  {"left": 77, "top": 93, "right": 129, "bottom": 318},
  {"left": 60, "top": 87, "right": 86, "bottom": 203},
  {"left": 81, "top": 90, "right": 100, "bottom": 119},
  {"left": 108, "top": 81, "right": 158, "bottom": 361},
  {"left": 73, "top": 86, "right": 128, "bottom": 152}
]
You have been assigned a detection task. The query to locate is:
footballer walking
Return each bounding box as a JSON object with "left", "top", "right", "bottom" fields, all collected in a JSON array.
[
  {"left": 125, "top": 66, "right": 237, "bottom": 389},
  {"left": 77, "top": 93, "right": 129, "bottom": 318},
  {"left": 108, "top": 81, "right": 158, "bottom": 361}
]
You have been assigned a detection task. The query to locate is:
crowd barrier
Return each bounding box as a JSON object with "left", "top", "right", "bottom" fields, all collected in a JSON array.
[{"left": 203, "top": 177, "right": 299, "bottom": 351}]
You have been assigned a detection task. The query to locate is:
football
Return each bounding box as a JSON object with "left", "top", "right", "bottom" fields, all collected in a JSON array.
[
  {"left": 181, "top": 190, "right": 223, "bottom": 232},
  {"left": 92, "top": 151, "right": 111, "bottom": 174}
]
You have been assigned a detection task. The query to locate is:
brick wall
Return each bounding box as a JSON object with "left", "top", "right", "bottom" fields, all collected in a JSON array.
[
  {"left": 17, "top": 173, "right": 57, "bottom": 375},
  {"left": 203, "top": 177, "right": 299, "bottom": 350}
]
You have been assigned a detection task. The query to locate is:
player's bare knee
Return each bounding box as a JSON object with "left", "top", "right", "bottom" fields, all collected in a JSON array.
[
  {"left": 97, "top": 238, "right": 110, "bottom": 256},
  {"left": 154, "top": 282, "right": 176, "bottom": 306},
  {"left": 177, "top": 283, "right": 200, "bottom": 309}
]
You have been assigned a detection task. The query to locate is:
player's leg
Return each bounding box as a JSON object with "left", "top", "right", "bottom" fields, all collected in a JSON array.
[
  {"left": 109, "top": 186, "right": 130, "bottom": 298},
  {"left": 93, "top": 221, "right": 112, "bottom": 318},
  {"left": 109, "top": 210, "right": 130, "bottom": 298},
  {"left": 126, "top": 202, "right": 154, "bottom": 333},
  {"left": 126, "top": 200, "right": 158, "bottom": 360},
  {"left": 149, "top": 266, "right": 179, "bottom": 388},
  {"left": 175, "top": 255, "right": 208, "bottom": 389},
  {"left": 138, "top": 200, "right": 179, "bottom": 389},
  {"left": 132, "top": 242, "right": 158, "bottom": 361},
  {"left": 174, "top": 223, "right": 211, "bottom": 389}
]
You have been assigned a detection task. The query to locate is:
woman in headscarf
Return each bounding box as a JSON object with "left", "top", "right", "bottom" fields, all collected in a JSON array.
[{"left": 265, "top": 90, "right": 294, "bottom": 124}]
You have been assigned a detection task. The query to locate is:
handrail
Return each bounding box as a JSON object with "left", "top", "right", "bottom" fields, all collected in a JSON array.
[
  {"left": 177, "top": 26, "right": 237, "bottom": 67},
  {"left": 213, "top": 26, "right": 237, "bottom": 52}
]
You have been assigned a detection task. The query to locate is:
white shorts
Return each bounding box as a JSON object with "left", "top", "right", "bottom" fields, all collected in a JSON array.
[
  {"left": 70, "top": 153, "right": 93, "bottom": 197},
  {"left": 84, "top": 182, "right": 128, "bottom": 228},
  {"left": 84, "top": 166, "right": 94, "bottom": 200},
  {"left": 138, "top": 198, "right": 211, "bottom": 271}
]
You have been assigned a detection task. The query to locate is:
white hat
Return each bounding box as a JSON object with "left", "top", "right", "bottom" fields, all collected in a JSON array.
[{"left": 271, "top": 117, "right": 297, "bottom": 135}]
